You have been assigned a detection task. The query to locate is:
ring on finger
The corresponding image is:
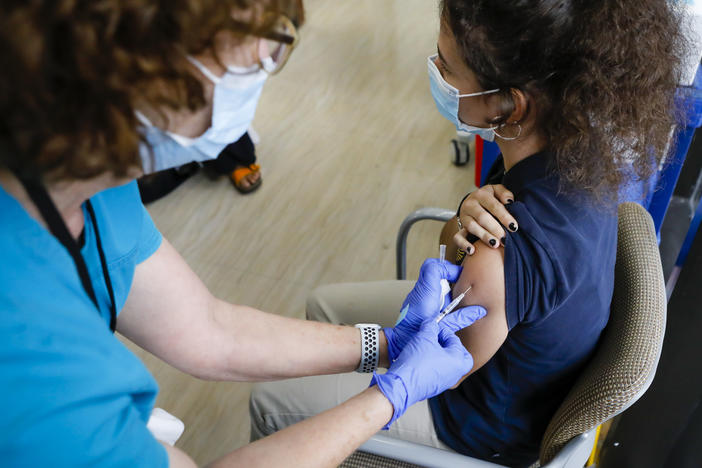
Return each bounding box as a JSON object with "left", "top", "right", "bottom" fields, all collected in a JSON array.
[{"left": 456, "top": 216, "right": 464, "bottom": 231}]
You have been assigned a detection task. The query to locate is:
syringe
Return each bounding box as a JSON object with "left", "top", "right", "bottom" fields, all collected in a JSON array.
[
  {"left": 436, "top": 285, "right": 472, "bottom": 322},
  {"left": 438, "top": 245, "right": 451, "bottom": 308}
]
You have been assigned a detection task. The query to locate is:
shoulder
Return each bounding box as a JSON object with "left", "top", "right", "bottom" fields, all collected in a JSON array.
[
  {"left": 90, "top": 180, "right": 162, "bottom": 265},
  {"left": 90, "top": 179, "right": 145, "bottom": 224},
  {"left": 503, "top": 193, "right": 616, "bottom": 327}
]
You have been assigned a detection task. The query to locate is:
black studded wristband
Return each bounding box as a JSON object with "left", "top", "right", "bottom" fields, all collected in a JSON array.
[{"left": 354, "top": 323, "right": 381, "bottom": 373}]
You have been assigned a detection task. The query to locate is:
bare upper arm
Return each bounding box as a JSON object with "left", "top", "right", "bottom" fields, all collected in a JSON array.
[
  {"left": 117, "top": 237, "right": 220, "bottom": 377},
  {"left": 443, "top": 220, "right": 508, "bottom": 384}
]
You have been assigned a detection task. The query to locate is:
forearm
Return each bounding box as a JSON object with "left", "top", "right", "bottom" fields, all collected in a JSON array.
[
  {"left": 206, "top": 386, "right": 392, "bottom": 468},
  {"left": 202, "top": 299, "right": 389, "bottom": 381},
  {"left": 119, "top": 239, "right": 389, "bottom": 382}
]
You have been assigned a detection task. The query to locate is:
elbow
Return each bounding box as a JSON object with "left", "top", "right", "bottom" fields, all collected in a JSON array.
[
  {"left": 182, "top": 323, "right": 262, "bottom": 381},
  {"left": 170, "top": 307, "right": 245, "bottom": 381},
  {"left": 183, "top": 348, "right": 255, "bottom": 382},
  {"left": 173, "top": 347, "right": 226, "bottom": 381}
]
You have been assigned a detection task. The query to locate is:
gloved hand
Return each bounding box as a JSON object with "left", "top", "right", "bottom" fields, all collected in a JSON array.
[
  {"left": 384, "top": 258, "right": 485, "bottom": 361},
  {"left": 372, "top": 307, "right": 485, "bottom": 428}
]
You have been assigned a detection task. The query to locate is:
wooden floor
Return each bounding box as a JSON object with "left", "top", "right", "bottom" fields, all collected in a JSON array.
[{"left": 121, "top": 1, "right": 477, "bottom": 464}]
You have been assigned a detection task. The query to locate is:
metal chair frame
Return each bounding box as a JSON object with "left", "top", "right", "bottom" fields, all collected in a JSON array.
[{"left": 395, "top": 207, "right": 455, "bottom": 280}]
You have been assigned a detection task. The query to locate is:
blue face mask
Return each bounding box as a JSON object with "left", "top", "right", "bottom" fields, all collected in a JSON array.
[
  {"left": 427, "top": 54, "right": 500, "bottom": 142},
  {"left": 138, "top": 56, "right": 269, "bottom": 174}
]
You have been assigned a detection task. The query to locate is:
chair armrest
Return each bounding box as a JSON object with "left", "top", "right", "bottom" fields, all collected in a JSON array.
[
  {"left": 540, "top": 428, "right": 596, "bottom": 468},
  {"left": 360, "top": 429, "right": 595, "bottom": 468},
  {"left": 396, "top": 207, "right": 455, "bottom": 280},
  {"left": 359, "top": 435, "right": 507, "bottom": 468}
]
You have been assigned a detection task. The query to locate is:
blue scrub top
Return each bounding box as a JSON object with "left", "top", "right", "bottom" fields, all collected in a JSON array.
[
  {"left": 430, "top": 151, "right": 617, "bottom": 467},
  {"left": 0, "top": 180, "right": 168, "bottom": 467}
]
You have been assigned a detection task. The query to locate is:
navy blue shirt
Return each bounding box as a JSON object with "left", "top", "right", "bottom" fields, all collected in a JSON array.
[{"left": 429, "top": 151, "right": 616, "bottom": 467}]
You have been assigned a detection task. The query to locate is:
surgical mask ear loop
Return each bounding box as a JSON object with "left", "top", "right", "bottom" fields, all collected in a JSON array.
[{"left": 494, "top": 122, "right": 523, "bottom": 141}]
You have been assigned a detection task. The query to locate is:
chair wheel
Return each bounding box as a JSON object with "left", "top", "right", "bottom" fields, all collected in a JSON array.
[{"left": 450, "top": 138, "right": 470, "bottom": 166}]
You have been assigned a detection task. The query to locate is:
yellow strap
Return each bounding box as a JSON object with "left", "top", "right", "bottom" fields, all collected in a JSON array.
[
  {"left": 586, "top": 425, "right": 602, "bottom": 466},
  {"left": 231, "top": 164, "right": 261, "bottom": 184}
]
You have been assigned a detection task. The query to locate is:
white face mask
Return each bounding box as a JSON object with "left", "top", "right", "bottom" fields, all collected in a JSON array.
[
  {"left": 138, "top": 56, "right": 269, "bottom": 174},
  {"left": 427, "top": 54, "right": 500, "bottom": 142}
]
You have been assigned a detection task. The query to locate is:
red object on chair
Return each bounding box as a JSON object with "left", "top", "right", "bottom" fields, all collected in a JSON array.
[{"left": 474, "top": 135, "right": 484, "bottom": 187}]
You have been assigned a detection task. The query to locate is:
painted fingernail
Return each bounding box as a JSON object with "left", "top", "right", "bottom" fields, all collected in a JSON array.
[
  {"left": 509, "top": 222, "right": 517, "bottom": 232},
  {"left": 506, "top": 198, "right": 514, "bottom": 204},
  {"left": 501, "top": 236, "right": 506, "bottom": 245},
  {"left": 489, "top": 239, "right": 497, "bottom": 247},
  {"left": 468, "top": 246, "right": 475, "bottom": 255}
]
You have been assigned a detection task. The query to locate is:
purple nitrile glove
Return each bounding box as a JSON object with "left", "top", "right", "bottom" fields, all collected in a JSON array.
[
  {"left": 384, "top": 258, "right": 483, "bottom": 362},
  {"left": 372, "top": 306, "right": 486, "bottom": 429}
]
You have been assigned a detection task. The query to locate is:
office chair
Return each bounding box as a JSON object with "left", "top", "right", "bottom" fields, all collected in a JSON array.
[{"left": 340, "top": 202, "right": 666, "bottom": 468}]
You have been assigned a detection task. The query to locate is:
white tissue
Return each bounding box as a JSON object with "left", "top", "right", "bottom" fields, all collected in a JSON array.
[{"left": 147, "top": 407, "right": 185, "bottom": 446}]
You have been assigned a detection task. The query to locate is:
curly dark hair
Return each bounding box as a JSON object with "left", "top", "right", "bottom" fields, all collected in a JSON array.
[
  {"left": 441, "top": 0, "right": 687, "bottom": 203},
  {"left": 0, "top": 0, "right": 303, "bottom": 182}
]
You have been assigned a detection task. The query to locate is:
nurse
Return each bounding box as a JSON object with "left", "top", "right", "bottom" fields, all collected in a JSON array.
[{"left": 0, "top": 1, "right": 487, "bottom": 467}]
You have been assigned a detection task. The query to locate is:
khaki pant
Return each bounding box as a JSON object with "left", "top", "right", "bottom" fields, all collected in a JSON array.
[{"left": 249, "top": 280, "right": 451, "bottom": 449}]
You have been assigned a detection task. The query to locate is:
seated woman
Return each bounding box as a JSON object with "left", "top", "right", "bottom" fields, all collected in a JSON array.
[
  {"left": 431, "top": 149, "right": 616, "bottom": 465},
  {"left": 249, "top": 0, "right": 683, "bottom": 466}
]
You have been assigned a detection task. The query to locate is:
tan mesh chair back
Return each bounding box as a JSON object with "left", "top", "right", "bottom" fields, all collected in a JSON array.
[{"left": 539, "top": 202, "right": 667, "bottom": 464}]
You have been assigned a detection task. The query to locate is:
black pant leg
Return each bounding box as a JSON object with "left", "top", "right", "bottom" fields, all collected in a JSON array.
[{"left": 204, "top": 132, "right": 256, "bottom": 175}]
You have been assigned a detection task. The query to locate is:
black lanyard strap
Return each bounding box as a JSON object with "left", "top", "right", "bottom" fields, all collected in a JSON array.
[
  {"left": 85, "top": 201, "right": 117, "bottom": 332},
  {"left": 17, "top": 176, "right": 117, "bottom": 332}
]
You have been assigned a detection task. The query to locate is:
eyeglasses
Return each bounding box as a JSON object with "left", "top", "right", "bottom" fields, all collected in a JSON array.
[
  {"left": 257, "top": 15, "right": 299, "bottom": 75},
  {"left": 227, "top": 15, "right": 299, "bottom": 76}
]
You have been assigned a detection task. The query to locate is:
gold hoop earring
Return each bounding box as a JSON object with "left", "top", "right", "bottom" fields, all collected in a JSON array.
[{"left": 495, "top": 123, "right": 522, "bottom": 141}]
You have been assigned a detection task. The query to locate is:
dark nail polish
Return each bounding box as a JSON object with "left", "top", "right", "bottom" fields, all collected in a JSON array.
[
  {"left": 501, "top": 236, "right": 506, "bottom": 244},
  {"left": 506, "top": 198, "right": 514, "bottom": 204},
  {"left": 489, "top": 238, "right": 497, "bottom": 247},
  {"left": 509, "top": 222, "right": 517, "bottom": 232}
]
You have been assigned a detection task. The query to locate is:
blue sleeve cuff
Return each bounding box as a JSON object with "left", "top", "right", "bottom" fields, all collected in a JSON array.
[
  {"left": 370, "top": 372, "right": 408, "bottom": 430},
  {"left": 136, "top": 204, "right": 163, "bottom": 264},
  {"left": 383, "top": 327, "right": 400, "bottom": 363}
]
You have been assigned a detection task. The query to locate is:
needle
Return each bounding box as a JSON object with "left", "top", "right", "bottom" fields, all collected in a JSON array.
[{"left": 436, "top": 285, "right": 472, "bottom": 322}]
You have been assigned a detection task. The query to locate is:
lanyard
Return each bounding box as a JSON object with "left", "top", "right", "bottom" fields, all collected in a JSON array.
[{"left": 16, "top": 176, "right": 117, "bottom": 333}]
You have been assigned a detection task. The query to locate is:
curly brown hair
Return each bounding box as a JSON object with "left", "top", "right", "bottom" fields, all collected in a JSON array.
[
  {"left": 0, "top": 0, "right": 303, "bottom": 182},
  {"left": 441, "top": 0, "right": 687, "bottom": 203}
]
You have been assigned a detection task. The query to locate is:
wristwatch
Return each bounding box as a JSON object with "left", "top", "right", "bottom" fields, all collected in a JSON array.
[{"left": 354, "top": 323, "right": 381, "bottom": 373}]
